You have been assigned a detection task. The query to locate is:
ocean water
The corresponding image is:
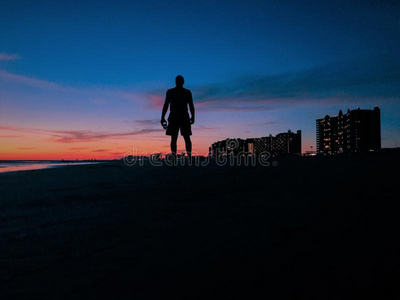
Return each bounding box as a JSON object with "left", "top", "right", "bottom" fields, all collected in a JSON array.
[{"left": 0, "top": 161, "right": 101, "bottom": 173}]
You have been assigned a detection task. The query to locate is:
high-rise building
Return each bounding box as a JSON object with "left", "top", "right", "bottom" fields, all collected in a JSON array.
[
  {"left": 209, "top": 130, "right": 302, "bottom": 157},
  {"left": 316, "top": 106, "right": 381, "bottom": 155},
  {"left": 271, "top": 130, "right": 302, "bottom": 155}
]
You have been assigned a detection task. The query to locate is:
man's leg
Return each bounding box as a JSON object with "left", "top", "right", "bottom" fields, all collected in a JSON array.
[
  {"left": 170, "top": 134, "right": 178, "bottom": 156},
  {"left": 183, "top": 135, "right": 192, "bottom": 158}
]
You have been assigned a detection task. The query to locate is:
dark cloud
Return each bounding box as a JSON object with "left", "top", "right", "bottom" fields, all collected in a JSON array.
[
  {"left": 0, "top": 125, "right": 163, "bottom": 143},
  {"left": 188, "top": 57, "right": 400, "bottom": 110},
  {"left": 248, "top": 121, "right": 281, "bottom": 126},
  {"left": 141, "top": 58, "right": 400, "bottom": 113},
  {"left": 195, "top": 125, "right": 219, "bottom": 131},
  {"left": 50, "top": 128, "right": 163, "bottom": 143},
  {"left": 134, "top": 119, "right": 160, "bottom": 126}
]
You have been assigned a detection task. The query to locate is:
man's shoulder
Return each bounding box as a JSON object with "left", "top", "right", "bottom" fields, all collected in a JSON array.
[
  {"left": 167, "top": 87, "right": 191, "bottom": 94},
  {"left": 182, "top": 88, "right": 192, "bottom": 95}
]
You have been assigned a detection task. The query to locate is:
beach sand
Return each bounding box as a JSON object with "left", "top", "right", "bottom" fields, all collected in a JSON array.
[{"left": 0, "top": 154, "right": 399, "bottom": 299}]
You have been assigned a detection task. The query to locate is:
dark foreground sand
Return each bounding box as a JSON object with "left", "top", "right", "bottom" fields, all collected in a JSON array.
[{"left": 0, "top": 154, "right": 399, "bottom": 299}]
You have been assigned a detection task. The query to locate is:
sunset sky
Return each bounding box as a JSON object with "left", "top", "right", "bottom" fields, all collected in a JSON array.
[{"left": 1, "top": 0, "right": 400, "bottom": 159}]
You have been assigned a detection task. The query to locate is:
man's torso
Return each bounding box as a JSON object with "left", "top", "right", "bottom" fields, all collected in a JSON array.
[{"left": 167, "top": 87, "right": 191, "bottom": 119}]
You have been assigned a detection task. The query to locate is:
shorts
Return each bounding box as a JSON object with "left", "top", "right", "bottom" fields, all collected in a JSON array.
[{"left": 166, "top": 115, "right": 192, "bottom": 136}]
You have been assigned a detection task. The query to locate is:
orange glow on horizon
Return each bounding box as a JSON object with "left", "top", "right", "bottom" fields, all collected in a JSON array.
[
  {"left": 0, "top": 131, "right": 211, "bottom": 160},
  {"left": 1, "top": 126, "right": 315, "bottom": 160}
]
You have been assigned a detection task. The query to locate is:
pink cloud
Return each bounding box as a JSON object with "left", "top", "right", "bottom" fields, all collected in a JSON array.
[
  {"left": 149, "top": 95, "right": 164, "bottom": 109},
  {"left": 69, "top": 147, "right": 89, "bottom": 150},
  {"left": 0, "top": 69, "right": 61, "bottom": 90},
  {"left": 119, "top": 91, "right": 166, "bottom": 109},
  {"left": 0, "top": 125, "right": 164, "bottom": 143},
  {"left": 0, "top": 53, "right": 20, "bottom": 61},
  {"left": 0, "top": 135, "right": 21, "bottom": 138}
]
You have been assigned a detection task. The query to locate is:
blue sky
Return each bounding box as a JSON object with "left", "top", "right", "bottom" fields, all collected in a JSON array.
[{"left": 1, "top": 0, "right": 400, "bottom": 158}]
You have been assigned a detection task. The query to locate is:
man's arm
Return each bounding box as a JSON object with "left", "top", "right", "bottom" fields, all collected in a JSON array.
[
  {"left": 188, "top": 90, "right": 195, "bottom": 124},
  {"left": 161, "top": 91, "right": 170, "bottom": 124}
]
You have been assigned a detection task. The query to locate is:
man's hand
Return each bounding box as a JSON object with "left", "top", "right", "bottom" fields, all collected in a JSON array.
[
  {"left": 190, "top": 117, "right": 195, "bottom": 125},
  {"left": 160, "top": 118, "right": 166, "bottom": 125}
]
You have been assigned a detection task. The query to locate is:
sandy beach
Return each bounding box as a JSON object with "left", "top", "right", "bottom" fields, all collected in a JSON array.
[{"left": 0, "top": 154, "right": 399, "bottom": 299}]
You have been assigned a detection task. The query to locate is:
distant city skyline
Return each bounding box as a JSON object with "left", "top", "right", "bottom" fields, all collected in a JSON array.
[
  {"left": 1, "top": 0, "right": 400, "bottom": 159},
  {"left": 209, "top": 129, "right": 302, "bottom": 157}
]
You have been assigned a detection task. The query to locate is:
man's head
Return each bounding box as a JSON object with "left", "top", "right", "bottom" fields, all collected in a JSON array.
[{"left": 175, "top": 75, "right": 184, "bottom": 87}]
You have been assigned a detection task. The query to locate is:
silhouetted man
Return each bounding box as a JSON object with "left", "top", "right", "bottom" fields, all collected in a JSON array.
[{"left": 161, "top": 75, "right": 195, "bottom": 158}]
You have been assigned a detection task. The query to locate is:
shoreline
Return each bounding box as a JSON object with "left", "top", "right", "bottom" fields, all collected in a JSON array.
[{"left": 0, "top": 161, "right": 110, "bottom": 174}]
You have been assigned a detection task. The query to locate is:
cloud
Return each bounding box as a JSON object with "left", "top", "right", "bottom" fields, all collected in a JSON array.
[
  {"left": 195, "top": 101, "right": 278, "bottom": 112},
  {"left": 0, "top": 69, "right": 162, "bottom": 112},
  {"left": 148, "top": 95, "right": 164, "bottom": 109},
  {"left": 69, "top": 147, "right": 126, "bottom": 156},
  {"left": 50, "top": 128, "right": 164, "bottom": 143},
  {"left": 0, "top": 53, "right": 20, "bottom": 61},
  {"left": 0, "top": 125, "right": 164, "bottom": 143},
  {"left": 134, "top": 119, "right": 160, "bottom": 126},
  {"left": 111, "top": 151, "right": 126, "bottom": 155},
  {"left": 2, "top": 55, "right": 399, "bottom": 114},
  {"left": 0, "top": 69, "right": 129, "bottom": 98},
  {"left": 69, "top": 147, "right": 89, "bottom": 150},
  {"left": 0, "top": 69, "right": 61, "bottom": 89},
  {"left": 248, "top": 121, "right": 281, "bottom": 126},
  {"left": 17, "top": 147, "right": 35, "bottom": 150},
  {"left": 0, "top": 135, "right": 21, "bottom": 138},
  {"left": 232, "top": 62, "right": 395, "bottom": 100},
  {"left": 195, "top": 125, "right": 219, "bottom": 131},
  {"left": 163, "top": 57, "right": 400, "bottom": 112}
]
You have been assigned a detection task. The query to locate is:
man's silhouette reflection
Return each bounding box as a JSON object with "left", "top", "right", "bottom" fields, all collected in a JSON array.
[{"left": 161, "top": 75, "right": 195, "bottom": 158}]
